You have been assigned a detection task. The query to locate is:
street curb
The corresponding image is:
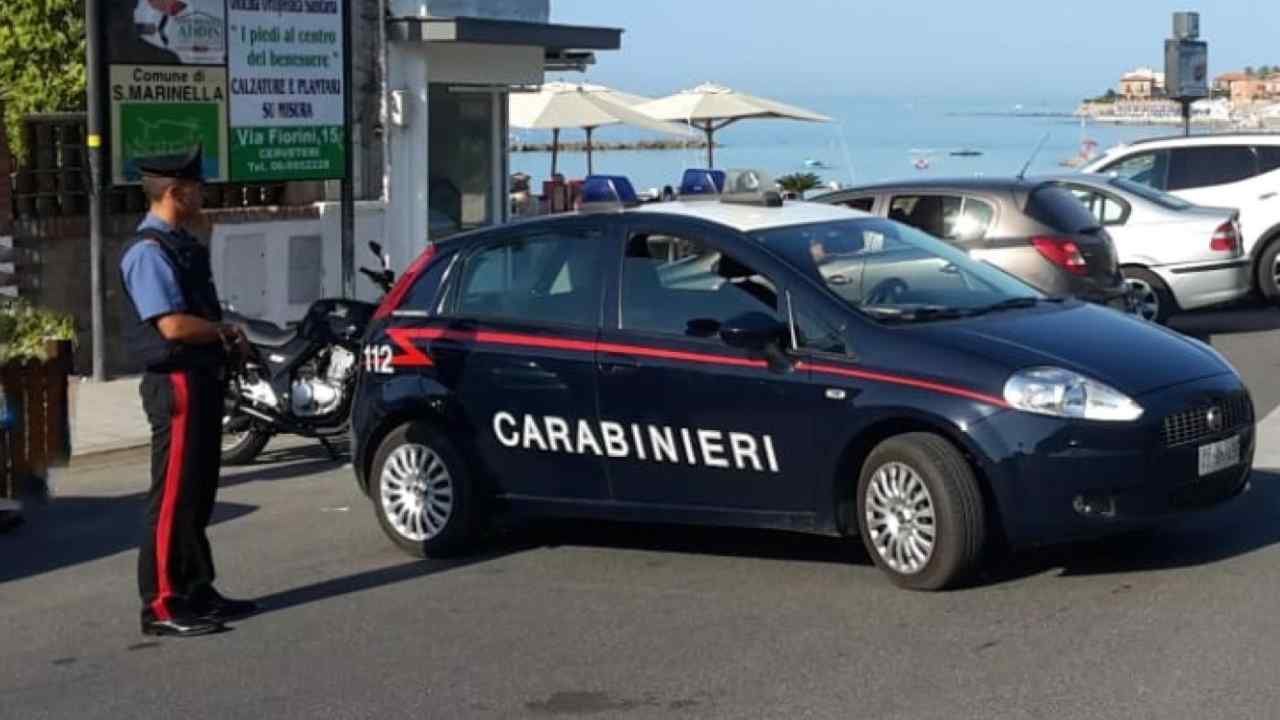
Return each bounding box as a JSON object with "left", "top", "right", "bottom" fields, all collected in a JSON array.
[{"left": 69, "top": 442, "right": 152, "bottom": 468}]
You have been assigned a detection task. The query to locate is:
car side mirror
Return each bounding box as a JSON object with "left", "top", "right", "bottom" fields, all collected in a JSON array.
[
  {"left": 721, "top": 312, "right": 793, "bottom": 373},
  {"left": 721, "top": 312, "right": 787, "bottom": 350}
]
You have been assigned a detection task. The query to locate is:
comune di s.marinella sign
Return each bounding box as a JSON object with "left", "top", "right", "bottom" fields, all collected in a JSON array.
[{"left": 103, "top": 0, "right": 347, "bottom": 185}]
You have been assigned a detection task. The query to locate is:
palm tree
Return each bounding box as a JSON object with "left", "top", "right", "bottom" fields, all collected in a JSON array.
[{"left": 776, "top": 172, "right": 823, "bottom": 198}]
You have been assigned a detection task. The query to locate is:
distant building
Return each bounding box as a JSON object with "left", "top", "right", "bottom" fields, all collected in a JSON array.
[
  {"left": 1118, "top": 67, "right": 1166, "bottom": 99},
  {"left": 1215, "top": 72, "right": 1249, "bottom": 93}
]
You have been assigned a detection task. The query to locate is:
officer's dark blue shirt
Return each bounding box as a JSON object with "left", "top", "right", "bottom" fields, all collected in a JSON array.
[{"left": 120, "top": 213, "right": 192, "bottom": 322}]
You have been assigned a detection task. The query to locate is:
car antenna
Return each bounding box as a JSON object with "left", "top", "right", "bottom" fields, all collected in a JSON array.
[{"left": 1016, "top": 132, "right": 1051, "bottom": 181}]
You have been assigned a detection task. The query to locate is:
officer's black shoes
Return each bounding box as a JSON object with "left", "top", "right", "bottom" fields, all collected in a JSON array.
[
  {"left": 192, "top": 586, "right": 261, "bottom": 622},
  {"left": 141, "top": 612, "right": 225, "bottom": 638}
]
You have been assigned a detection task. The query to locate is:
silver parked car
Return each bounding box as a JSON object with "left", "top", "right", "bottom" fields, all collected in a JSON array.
[{"left": 1039, "top": 174, "right": 1249, "bottom": 324}]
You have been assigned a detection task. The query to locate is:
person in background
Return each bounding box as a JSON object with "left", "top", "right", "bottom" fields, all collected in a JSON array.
[{"left": 119, "top": 146, "right": 257, "bottom": 638}]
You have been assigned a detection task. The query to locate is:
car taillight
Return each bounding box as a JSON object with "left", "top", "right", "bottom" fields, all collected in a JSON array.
[
  {"left": 1210, "top": 221, "right": 1240, "bottom": 253},
  {"left": 372, "top": 244, "right": 438, "bottom": 320},
  {"left": 1031, "top": 236, "right": 1088, "bottom": 276}
]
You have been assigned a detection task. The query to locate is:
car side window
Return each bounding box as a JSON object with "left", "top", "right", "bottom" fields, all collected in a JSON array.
[
  {"left": 455, "top": 230, "right": 602, "bottom": 328},
  {"left": 1168, "top": 146, "right": 1258, "bottom": 191},
  {"left": 888, "top": 195, "right": 962, "bottom": 239},
  {"left": 1067, "top": 187, "right": 1128, "bottom": 226},
  {"left": 843, "top": 196, "right": 876, "bottom": 212},
  {"left": 621, "top": 232, "right": 779, "bottom": 341},
  {"left": 1254, "top": 146, "right": 1280, "bottom": 174},
  {"left": 953, "top": 198, "right": 995, "bottom": 242},
  {"left": 1103, "top": 150, "right": 1169, "bottom": 190}
]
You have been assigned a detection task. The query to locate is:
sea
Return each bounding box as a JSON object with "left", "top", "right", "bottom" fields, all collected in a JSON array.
[{"left": 509, "top": 97, "right": 1177, "bottom": 195}]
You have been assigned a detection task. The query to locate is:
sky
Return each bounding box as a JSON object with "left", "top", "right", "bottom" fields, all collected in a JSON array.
[{"left": 548, "top": 1, "right": 1280, "bottom": 105}]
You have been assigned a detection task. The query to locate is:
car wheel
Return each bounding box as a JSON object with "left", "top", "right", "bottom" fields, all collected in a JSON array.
[
  {"left": 371, "top": 422, "right": 476, "bottom": 558},
  {"left": 1258, "top": 238, "right": 1280, "bottom": 302},
  {"left": 1122, "top": 267, "right": 1177, "bottom": 324},
  {"left": 856, "top": 433, "right": 986, "bottom": 591}
]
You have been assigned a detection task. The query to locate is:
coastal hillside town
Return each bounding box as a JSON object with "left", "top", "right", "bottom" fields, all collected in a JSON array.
[{"left": 1078, "top": 65, "right": 1280, "bottom": 127}]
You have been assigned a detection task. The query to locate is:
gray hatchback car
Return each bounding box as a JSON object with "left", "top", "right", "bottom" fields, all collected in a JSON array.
[{"left": 813, "top": 179, "right": 1132, "bottom": 311}]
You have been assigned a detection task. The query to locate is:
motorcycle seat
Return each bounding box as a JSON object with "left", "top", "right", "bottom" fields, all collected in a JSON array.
[{"left": 240, "top": 318, "right": 299, "bottom": 348}]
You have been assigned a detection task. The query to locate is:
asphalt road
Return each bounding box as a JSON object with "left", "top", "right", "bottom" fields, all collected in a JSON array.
[{"left": 3, "top": 303, "right": 1280, "bottom": 720}]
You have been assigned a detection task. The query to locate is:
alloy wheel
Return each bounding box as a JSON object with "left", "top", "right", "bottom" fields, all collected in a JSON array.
[
  {"left": 380, "top": 444, "right": 454, "bottom": 542},
  {"left": 865, "top": 461, "right": 936, "bottom": 575},
  {"left": 1125, "top": 277, "right": 1160, "bottom": 322}
]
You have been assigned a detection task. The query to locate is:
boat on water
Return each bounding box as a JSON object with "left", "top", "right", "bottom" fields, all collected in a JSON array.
[
  {"left": 913, "top": 157, "right": 931, "bottom": 170},
  {"left": 804, "top": 158, "right": 829, "bottom": 168},
  {"left": 950, "top": 148, "right": 983, "bottom": 157}
]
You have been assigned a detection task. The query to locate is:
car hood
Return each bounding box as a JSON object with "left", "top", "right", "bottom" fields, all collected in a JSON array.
[{"left": 909, "top": 302, "right": 1233, "bottom": 396}]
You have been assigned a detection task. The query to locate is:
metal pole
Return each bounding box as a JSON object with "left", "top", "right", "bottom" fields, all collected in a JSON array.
[
  {"left": 85, "top": 0, "right": 107, "bottom": 381},
  {"left": 339, "top": 0, "right": 355, "bottom": 298},
  {"left": 585, "top": 127, "right": 594, "bottom": 175},
  {"left": 1183, "top": 99, "right": 1192, "bottom": 137}
]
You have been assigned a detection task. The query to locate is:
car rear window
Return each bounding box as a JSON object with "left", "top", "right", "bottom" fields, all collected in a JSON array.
[{"left": 1025, "top": 185, "right": 1100, "bottom": 233}]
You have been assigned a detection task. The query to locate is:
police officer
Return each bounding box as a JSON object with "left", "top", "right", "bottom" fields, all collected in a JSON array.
[{"left": 120, "top": 146, "right": 258, "bottom": 637}]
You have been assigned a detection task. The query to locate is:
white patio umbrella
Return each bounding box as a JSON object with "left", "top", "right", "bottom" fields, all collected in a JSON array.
[
  {"left": 509, "top": 82, "right": 694, "bottom": 176},
  {"left": 637, "top": 82, "right": 834, "bottom": 168}
]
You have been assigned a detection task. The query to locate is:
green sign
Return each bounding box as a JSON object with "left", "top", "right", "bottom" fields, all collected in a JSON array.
[
  {"left": 229, "top": 125, "right": 344, "bottom": 182},
  {"left": 110, "top": 65, "right": 230, "bottom": 184}
]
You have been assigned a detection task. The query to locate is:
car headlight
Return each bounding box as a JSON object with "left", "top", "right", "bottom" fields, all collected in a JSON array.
[{"left": 1003, "top": 367, "right": 1143, "bottom": 422}]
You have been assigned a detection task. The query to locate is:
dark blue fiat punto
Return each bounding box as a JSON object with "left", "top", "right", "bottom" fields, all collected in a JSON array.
[{"left": 351, "top": 172, "right": 1255, "bottom": 590}]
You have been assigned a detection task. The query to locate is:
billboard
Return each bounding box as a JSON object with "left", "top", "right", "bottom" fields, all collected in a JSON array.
[
  {"left": 227, "top": 0, "right": 346, "bottom": 181},
  {"left": 103, "top": 0, "right": 345, "bottom": 184}
]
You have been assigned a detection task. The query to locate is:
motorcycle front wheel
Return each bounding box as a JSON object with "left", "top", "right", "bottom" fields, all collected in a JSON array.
[{"left": 222, "top": 409, "right": 271, "bottom": 466}]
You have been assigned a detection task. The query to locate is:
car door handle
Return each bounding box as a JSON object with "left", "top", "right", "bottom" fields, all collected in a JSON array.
[
  {"left": 598, "top": 353, "right": 641, "bottom": 375},
  {"left": 489, "top": 363, "right": 565, "bottom": 389}
]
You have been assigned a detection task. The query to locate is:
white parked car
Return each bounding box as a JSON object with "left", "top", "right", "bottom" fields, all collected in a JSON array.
[
  {"left": 1081, "top": 134, "right": 1280, "bottom": 301},
  {"left": 1041, "top": 174, "right": 1248, "bottom": 324}
]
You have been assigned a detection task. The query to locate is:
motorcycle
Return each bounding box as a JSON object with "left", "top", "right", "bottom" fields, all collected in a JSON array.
[{"left": 220, "top": 242, "right": 396, "bottom": 465}]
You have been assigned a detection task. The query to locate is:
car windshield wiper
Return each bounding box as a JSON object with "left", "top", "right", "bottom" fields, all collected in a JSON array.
[
  {"left": 861, "top": 304, "right": 971, "bottom": 323},
  {"left": 969, "top": 296, "right": 1065, "bottom": 316}
]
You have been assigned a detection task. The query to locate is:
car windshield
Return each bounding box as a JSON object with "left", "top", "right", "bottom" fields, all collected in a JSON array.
[
  {"left": 754, "top": 218, "right": 1051, "bottom": 323},
  {"left": 1108, "top": 177, "right": 1193, "bottom": 210}
]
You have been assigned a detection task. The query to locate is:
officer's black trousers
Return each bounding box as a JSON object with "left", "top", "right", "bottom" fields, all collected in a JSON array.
[{"left": 137, "top": 368, "right": 225, "bottom": 619}]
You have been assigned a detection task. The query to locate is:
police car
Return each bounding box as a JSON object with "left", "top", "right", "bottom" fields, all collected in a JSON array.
[{"left": 351, "top": 170, "right": 1255, "bottom": 590}]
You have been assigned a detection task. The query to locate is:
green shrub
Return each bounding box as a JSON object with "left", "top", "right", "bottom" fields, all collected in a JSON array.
[{"left": 0, "top": 300, "right": 77, "bottom": 364}]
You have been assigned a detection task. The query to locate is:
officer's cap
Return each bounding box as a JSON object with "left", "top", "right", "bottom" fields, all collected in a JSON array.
[{"left": 136, "top": 145, "right": 204, "bottom": 182}]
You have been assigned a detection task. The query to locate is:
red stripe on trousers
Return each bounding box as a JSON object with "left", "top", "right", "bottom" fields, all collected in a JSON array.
[{"left": 151, "top": 372, "right": 190, "bottom": 621}]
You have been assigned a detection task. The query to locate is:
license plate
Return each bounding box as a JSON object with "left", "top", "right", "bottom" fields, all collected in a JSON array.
[{"left": 1198, "top": 435, "right": 1241, "bottom": 477}]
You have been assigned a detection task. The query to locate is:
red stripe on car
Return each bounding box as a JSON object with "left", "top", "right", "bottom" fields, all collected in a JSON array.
[{"left": 381, "top": 327, "right": 1003, "bottom": 407}]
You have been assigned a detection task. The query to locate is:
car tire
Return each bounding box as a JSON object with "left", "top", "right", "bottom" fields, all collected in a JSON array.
[
  {"left": 856, "top": 433, "right": 986, "bottom": 591},
  {"left": 1257, "top": 237, "right": 1280, "bottom": 302},
  {"left": 371, "top": 422, "right": 477, "bottom": 559},
  {"left": 1122, "top": 267, "right": 1177, "bottom": 324}
]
